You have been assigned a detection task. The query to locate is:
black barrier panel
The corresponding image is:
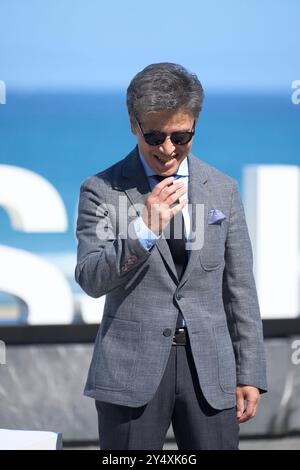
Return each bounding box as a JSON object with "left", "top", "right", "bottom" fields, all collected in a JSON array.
[{"left": 0, "top": 319, "right": 300, "bottom": 345}]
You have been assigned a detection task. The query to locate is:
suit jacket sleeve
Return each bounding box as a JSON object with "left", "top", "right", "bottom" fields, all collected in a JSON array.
[
  {"left": 222, "top": 181, "right": 267, "bottom": 393},
  {"left": 75, "top": 177, "right": 151, "bottom": 298}
]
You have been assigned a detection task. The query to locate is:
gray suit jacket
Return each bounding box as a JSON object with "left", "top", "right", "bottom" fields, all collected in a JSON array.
[{"left": 75, "top": 146, "right": 267, "bottom": 409}]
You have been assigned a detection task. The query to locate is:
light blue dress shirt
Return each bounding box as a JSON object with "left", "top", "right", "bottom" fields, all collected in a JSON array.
[{"left": 134, "top": 149, "right": 190, "bottom": 251}]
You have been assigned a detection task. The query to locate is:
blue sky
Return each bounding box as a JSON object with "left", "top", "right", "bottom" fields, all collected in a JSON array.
[{"left": 0, "top": 0, "right": 299, "bottom": 91}]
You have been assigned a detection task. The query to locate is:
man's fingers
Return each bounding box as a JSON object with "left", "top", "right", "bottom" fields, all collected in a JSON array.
[
  {"left": 146, "top": 178, "right": 188, "bottom": 233},
  {"left": 236, "top": 385, "right": 260, "bottom": 423},
  {"left": 236, "top": 394, "right": 245, "bottom": 420},
  {"left": 170, "top": 198, "right": 188, "bottom": 218},
  {"left": 152, "top": 178, "right": 186, "bottom": 203},
  {"left": 159, "top": 181, "right": 185, "bottom": 203},
  {"left": 151, "top": 176, "right": 174, "bottom": 196},
  {"left": 238, "top": 400, "right": 258, "bottom": 423},
  {"left": 165, "top": 184, "right": 187, "bottom": 205}
]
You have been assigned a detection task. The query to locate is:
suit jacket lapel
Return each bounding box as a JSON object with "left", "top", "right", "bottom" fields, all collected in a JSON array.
[
  {"left": 179, "top": 154, "right": 210, "bottom": 287},
  {"left": 120, "top": 146, "right": 150, "bottom": 208}
]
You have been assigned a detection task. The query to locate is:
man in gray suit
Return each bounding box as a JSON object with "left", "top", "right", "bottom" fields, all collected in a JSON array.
[{"left": 75, "top": 63, "right": 267, "bottom": 450}]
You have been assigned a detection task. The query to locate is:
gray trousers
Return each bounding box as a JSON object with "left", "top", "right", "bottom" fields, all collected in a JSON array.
[{"left": 95, "top": 331, "right": 239, "bottom": 450}]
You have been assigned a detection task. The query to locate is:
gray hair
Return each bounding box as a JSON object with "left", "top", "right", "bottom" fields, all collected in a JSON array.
[{"left": 126, "top": 63, "right": 204, "bottom": 121}]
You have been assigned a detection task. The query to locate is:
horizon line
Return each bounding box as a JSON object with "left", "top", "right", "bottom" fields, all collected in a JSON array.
[{"left": 2, "top": 86, "right": 292, "bottom": 96}]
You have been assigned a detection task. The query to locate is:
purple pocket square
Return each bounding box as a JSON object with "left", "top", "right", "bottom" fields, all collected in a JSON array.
[{"left": 208, "top": 209, "right": 226, "bottom": 225}]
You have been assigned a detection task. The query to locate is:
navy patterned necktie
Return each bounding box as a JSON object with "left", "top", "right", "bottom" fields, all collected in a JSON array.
[
  {"left": 153, "top": 175, "right": 188, "bottom": 279},
  {"left": 153, "top": 175, "right": 187, "bottom": 328}
]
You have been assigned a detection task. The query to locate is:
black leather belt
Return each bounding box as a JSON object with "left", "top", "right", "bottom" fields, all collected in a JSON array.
[{"left": 172, "top": 328, "right": 188, "bottom": 345}]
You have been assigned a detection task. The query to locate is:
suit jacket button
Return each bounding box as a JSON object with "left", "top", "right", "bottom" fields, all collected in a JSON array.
[
  {"left": 163, "top": 328, "right": 172, "bottom": 337},
  {"left": 175, "top": 292, "right": 183, "bottom": 301}
]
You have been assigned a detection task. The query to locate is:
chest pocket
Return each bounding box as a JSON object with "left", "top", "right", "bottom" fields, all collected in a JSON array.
[{"left": 199, "top": 223, "right": 226, "bottom": 271}]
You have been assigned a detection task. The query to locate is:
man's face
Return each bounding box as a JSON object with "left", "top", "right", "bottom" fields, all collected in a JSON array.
[{"left": 130, "top": 111, "right": 195, "bottom": 176}]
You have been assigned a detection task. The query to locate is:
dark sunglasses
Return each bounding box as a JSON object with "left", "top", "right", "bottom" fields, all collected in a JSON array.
[{"left": 135, "top": 116, "right": 195, "bottom": 146}]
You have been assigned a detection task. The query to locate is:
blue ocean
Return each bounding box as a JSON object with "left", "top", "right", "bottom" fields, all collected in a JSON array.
[{"left": 0, "top": 91, "right": 299, "bottom": 299}]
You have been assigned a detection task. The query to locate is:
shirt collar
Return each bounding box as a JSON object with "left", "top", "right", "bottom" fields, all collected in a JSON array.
[{"left": 138, "top": 147, "right": 189, "bottom": 177}]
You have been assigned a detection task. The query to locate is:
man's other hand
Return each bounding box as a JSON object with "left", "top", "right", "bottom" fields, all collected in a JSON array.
[{"left": 236, "top": 385, "right": 260, "bottom": 423}]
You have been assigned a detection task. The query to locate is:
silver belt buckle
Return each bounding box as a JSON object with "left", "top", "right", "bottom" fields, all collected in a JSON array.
[{"left": 173, "top": 327, "right": 186, "bottom": 345}]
